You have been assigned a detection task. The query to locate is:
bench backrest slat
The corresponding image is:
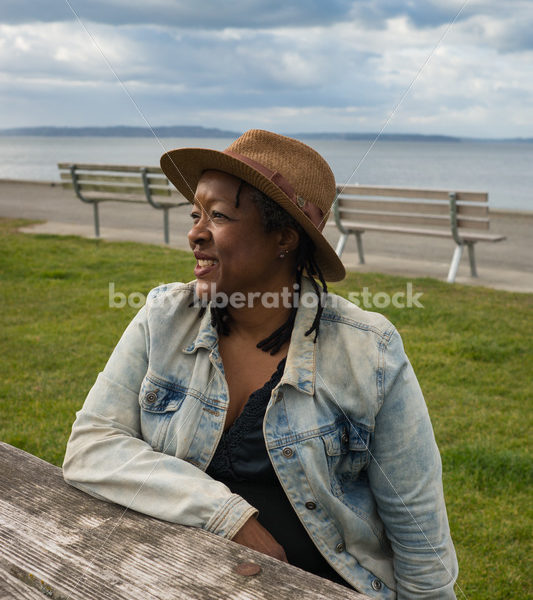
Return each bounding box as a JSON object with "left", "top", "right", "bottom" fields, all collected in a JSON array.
[
  {"left": 339, "top": 185, "right": 488, "bottom": 203},
  {"left": 337, "top": 198, "right": 448, "bottom": 215},
  {"left": 59, "top": 172, "right": 169, "bottom": 187},
  {"left": 58, "top": 162, "right": 164, "bottom": 174},
  {"left": 339, "top": 211, "right": 489, "bottom": 231},
  {"left": 73, "top": 193, "right": 148, "bottom": 203},
  {"left": 61, "top": 182, "right": 171, "bottom": 196}
]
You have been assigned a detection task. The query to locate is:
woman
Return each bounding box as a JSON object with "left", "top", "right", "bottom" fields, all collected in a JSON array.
[{"left": 63, "top": 130, "right": 458, "bottom": 598}]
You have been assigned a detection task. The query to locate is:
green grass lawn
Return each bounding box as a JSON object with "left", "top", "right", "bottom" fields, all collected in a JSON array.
[{"left": 1, "top": 217, "right": 531, "bottom": 599}]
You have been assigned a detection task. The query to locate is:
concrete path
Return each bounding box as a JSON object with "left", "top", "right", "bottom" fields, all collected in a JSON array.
[{"left": 1, "top": 179, "right": 532, "bottom": 293}]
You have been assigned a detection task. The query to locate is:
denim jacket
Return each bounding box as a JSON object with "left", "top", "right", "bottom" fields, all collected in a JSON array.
[{"left": 63, "top": 279, "right": 458, "bottom": 598}]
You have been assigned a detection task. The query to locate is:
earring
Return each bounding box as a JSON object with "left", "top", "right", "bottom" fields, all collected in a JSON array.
[{"left": 279, "top": 250, "right": 288, "bottom": 258}]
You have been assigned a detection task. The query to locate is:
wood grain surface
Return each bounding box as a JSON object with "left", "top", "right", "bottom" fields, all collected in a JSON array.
[{"left": 0, "top": 443, "right": 370, "bottom": 599}]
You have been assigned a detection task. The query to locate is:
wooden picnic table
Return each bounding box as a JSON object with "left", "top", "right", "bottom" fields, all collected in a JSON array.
[{"left": 0, "top": 442, "right": 370, "bottom": 599}]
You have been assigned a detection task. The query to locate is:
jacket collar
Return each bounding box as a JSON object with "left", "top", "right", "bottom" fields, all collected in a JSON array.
[
  {"left": 183, "top": 304, "right": 218, "bottom": 353},
  {"left": 183, "top": 278, "right": 319, "bottom": 395}
]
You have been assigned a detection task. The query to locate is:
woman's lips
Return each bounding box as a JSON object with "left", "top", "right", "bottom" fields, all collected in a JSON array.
[{"left": 194, "top": 258, "right": 219, "bottom": 277}]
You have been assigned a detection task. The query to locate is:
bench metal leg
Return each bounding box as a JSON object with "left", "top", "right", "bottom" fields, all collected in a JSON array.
[
  {"left": 163, "top": 208, "right": 169, "bottom": 244},
  {"left": 335, "top": 232, "right": 365, "bottom": 264},
  {"left": 467, "top": 242, "right": 478, "bottom": 277},
  {"left": 335, "top": 233, "right": 348, "bottom": 257},
  {"left": 355, "top": 231, "right": 365, "bottom": 264},
  {"left": 93, "top": 202, "right": 100, "bottom": 238},
  {"left": 447, "top": 244, "right": 464, "bottom": 283}
]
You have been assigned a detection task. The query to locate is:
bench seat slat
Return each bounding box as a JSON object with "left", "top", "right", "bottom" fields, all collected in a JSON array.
[
  {"left": 339, "top": 211, "right": 449, "bottom": 228},
  {"left": 461, "top": 232, "right": 506, "bottom": 242},
  {"left": 81, "top": 192, "right": 147, "bottom": 203},
  {"left": 340, "top": 221, "right": 452, "bottom": 237},
  {"left": 339, "top": 221, "right": 505, "bottom": 242},
  {"left": 77, "top": 192, "right": 187, "bottom": 208},
  {"left": 62, "top": 182, "right": 171, "bottom": 196}
]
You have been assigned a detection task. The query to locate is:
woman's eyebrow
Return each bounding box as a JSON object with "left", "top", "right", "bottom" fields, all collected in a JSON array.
[{"left": 235, "top": 180, "right": 244, "bottom": 208}]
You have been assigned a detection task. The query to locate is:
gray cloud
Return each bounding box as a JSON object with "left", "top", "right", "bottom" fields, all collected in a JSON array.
[
  {"left": 4, "top": 0, "right": 532, "bottom": 54},
  {"left": 0, "top": 2, "right": 532, "bottom": 136},
  {"left": 348, "top": 0, "right": 469, "bottom": 29}
]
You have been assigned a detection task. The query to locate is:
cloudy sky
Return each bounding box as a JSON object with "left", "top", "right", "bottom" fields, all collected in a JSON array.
[{"left": 1, "top": 0, "right": 532, "bottom": 137}]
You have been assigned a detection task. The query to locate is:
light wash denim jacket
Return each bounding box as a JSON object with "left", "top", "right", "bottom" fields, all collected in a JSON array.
[{"left": 63, "top": 279, "right": 458, "bottom": 598}]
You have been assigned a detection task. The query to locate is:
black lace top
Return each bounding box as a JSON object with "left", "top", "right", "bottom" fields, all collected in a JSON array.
[{"left": 206, "top": 358, "right": 348, "bottom": 587}]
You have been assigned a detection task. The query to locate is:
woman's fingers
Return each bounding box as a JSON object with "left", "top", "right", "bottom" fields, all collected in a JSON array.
[{"left": 232, "top": 516, "right": 288, "bottom": 562}]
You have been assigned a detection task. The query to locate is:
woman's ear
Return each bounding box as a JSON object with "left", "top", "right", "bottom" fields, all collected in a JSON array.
[{"left": 278, "top": 226, "right": 300, "bottom": 254}]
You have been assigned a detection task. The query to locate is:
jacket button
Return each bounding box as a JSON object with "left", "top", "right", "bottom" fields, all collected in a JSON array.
[
  {"left": 282, "top": 447, "right": 293, "bottom": 458},
  {"left": 305, "top": 501, "right": 316, "bottom": 510},
  {"left": 371, "top": 579, "right": 382, "bottom": 591},
  {"left": 335, "top": 542, "right": 344, "bottom": 553},
  {"left": 341, "top": 429, "right": 349, "bottom": 444},
  {"left": 145, "top": 391, "right": 157, "bottom": 403}
]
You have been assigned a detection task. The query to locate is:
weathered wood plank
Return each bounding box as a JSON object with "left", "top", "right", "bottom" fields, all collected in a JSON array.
[
  {"left": 58, "top": 163, "right": 164, "bottom": 174},
  {"left": 340, "top": 209, "right": 489, "bottom": 231},
  {"left": 0, "top": 562, "right": 49, "bottom": 599},
  {"left": 61, "top": 185, "right": 178, "bottom": 202},
  {"left": 459, "top": 231, "right": 506, "bottom": 242},
  {"left": 337, "top": 197, "right": 488, "bottom": 218},
  {"left": 59, "top": 172, "right": 169, "bottom": 186},
  {"left": 336, "top": 221, "right": 503, "bottom": 241},
  {"left": 338, "top": 211, "right": 490, "bottom": 231},
  {"left": 0, "top": 443, "right": 370, "bottom": 600},
  {"left": 337, "top": 185, "right": 488, "bottom": 203},
  {"left": 338, "top": 210, "right": 450, "bottom": 228},
  {"left": 337, "top": 221, "right": 453, "bottom": 237},
  {"left": 337, "top": 197, "right": 449, "bottom": 215},
  {"left": 60, "top": 183, "right": 170, "bottom": 196}
]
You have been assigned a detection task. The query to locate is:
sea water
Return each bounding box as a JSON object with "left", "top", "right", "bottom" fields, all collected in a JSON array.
[{"left": 0, "top": 135, "right": 531, "bottom": 212}]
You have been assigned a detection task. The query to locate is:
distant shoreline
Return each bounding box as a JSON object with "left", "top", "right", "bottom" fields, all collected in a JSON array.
[{"left": 1, "top": 125, "right": 531, "bottom": 144}]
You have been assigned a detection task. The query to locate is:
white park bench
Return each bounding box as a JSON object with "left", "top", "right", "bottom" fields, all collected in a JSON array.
[{"left": 332, "top": 185, "right": 506, "bottom": 283}]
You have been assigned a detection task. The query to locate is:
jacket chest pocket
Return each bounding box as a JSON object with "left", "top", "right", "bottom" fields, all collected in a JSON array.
[
  {"left": 139, "top": 375, "right": 187, "bottom": 452},
  {"left": 322, "top": 423, "right": 370, "bottom": 497}
]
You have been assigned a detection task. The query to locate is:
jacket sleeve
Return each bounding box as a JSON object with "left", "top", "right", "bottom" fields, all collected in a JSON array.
[
  {"left": 367, "top": 328, "right": 458, "bottom": 599},
  {"left": 62, "top": 304, "right": 257, "bottom": 539}
]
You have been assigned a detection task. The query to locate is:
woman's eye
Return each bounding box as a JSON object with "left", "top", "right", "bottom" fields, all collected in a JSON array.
[{"left": 190, "top": 209, "right": 231, "bottom": 223}]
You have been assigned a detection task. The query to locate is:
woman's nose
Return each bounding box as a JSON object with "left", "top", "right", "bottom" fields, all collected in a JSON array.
[{"left": 187, "top": 213, "right": 212, "bottom": 247}]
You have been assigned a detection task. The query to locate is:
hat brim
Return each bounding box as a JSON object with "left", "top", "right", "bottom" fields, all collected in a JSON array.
[{"left": 161, "top": 148, "right": 345, "bottom": 282}]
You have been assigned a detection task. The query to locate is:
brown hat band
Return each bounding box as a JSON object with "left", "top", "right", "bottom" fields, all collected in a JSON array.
[{"left": 223, "top": 150, "right": 326, "bottom": 231}]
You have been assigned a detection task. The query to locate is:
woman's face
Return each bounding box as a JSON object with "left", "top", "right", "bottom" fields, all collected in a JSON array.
[{"left": 188, "top": 170, "right": 290, "bottom": 303}]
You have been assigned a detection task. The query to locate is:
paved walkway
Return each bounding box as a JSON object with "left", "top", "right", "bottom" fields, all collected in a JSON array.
[{"left": 1, "top": 179, "right": 532, "bottom": 293}]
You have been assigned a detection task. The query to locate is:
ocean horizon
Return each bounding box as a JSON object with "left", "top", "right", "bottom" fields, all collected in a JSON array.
[{"left": 0, "top": 135, "right": 531, "bottom": 213}]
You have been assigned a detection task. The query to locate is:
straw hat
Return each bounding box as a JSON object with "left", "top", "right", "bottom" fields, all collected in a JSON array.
[{"left": 160, "top": 129, "right": 346, "bottom": 282}]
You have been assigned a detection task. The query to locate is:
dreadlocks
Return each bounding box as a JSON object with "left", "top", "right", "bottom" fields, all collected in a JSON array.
[{"left": 206, "top": 183, "right": 328, "bottom": 355}]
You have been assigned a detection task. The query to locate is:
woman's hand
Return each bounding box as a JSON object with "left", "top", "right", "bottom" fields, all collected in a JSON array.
[{"left": 232, "top": 516, "right": 288, "bottom": 562}]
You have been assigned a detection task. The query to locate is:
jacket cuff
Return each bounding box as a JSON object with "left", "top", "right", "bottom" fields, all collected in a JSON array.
[{"left": 204, "top": 493, "right": 259, "bottom": 539}]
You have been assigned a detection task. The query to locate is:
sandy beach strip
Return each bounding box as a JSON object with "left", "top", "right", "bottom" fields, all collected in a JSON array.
[{"left": 1, "top": 179, "right": 532, "bottom": 293}]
